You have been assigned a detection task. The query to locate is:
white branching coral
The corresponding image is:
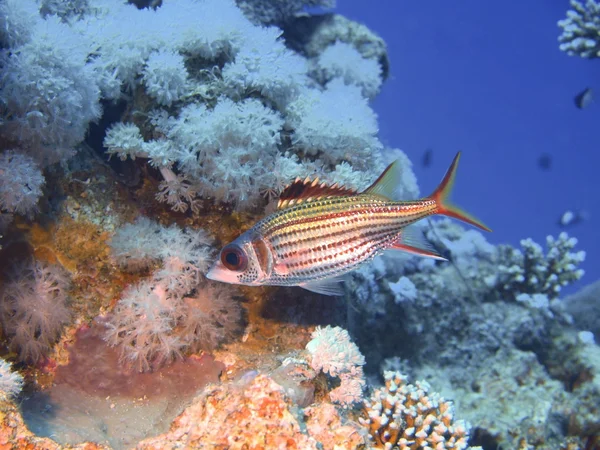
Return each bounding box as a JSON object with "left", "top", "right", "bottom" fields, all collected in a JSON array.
[
  {"left": 491, "top": 232, "right": 586, "bottom": 302},
  {"left": 306, "top": 325, "right": 366, "bottom": 407},
  {"left": 222, "top": 26, "right": 308, "bottom": 109},
  {"left": 359, "top": 371, "right": 470, "bottom": 450},
  {"left": 0, "top": 15, "right": 101, "bottom": 165},
  {"left": 149, "top": 97, "right": 292, "bottom": 208},
  {"left": 558, "top": 0, "right": 600, "bottom": 58}
]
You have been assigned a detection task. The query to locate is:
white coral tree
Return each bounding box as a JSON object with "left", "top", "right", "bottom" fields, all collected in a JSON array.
[{"left": 305, "top": 325, "right": 366, "bottom": 407}]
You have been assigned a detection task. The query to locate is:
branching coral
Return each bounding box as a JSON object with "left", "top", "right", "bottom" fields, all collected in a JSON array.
[
  {"left": 142, "top": 49, "right": 189, "bottom": 106},
  {"left": 558, "top": 0, "right": 600, "bottom": 58},
  {"left": 359, "top": 371, "right": 470, "bottom": 450},
  {"left": 491, "top": 232, "right": 586, "bottom": 303}
]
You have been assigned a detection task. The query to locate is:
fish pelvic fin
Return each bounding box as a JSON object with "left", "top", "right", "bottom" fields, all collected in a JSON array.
[
  {"left": 300, "top": 276, "right": 346, "bottom": 296},
  {"left": 430, "top": 152, "right": 492, "bottom": 232}
]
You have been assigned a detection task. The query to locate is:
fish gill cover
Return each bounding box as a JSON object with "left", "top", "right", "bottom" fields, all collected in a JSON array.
[{"left": 0, "top": 0, "right": 597, "bottom": 449}]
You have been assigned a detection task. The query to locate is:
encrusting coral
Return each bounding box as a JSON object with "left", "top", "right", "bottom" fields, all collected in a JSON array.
[
  {"left": 136, "top": 372, "right": 366, "bottom": 449},
  {"left": 359, "top": 371, "right": 471, "bottom": 450}
]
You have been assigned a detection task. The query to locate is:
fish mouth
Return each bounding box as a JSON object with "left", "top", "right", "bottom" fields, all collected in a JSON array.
[
  {"left": 205, "top": 264, "right": 219, "bottom": 281},
  {"left": 205, "top": 262, "right": 241, "bottom": 285}
]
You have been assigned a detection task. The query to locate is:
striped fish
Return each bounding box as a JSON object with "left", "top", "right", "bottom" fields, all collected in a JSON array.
[{"left": 206, "top": 152, "right": 491, "bottom": 296}]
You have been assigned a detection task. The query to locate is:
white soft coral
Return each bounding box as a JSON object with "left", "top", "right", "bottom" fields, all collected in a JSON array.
[
  {"left": 314, "top": 41, "right": 383, "bottom": 99},
  {"left": 286, "top": 79, "right": 382, "bottom": 170},
  {"left": 0, "top": 15, "right": 101, "bottom": 165},
  {"left": 142, "top": 49, "right": 189, "bottom": 106},
  {"left": 0, "top": 151, "right": 45, "bottom": 217}
]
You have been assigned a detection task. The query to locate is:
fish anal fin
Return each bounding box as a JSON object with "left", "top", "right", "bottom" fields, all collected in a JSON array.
[
  {"left": 390, "top": 242, "right": 447, "bottom": 260},
  {"left": 277, "top": 178, "right": 357, "bottom": 210},
  {"left": 300, "top": 276, "right": 346, "bottom": 296},
  {"left": 388, "top": 226, "right": 447, "bottom": 261}
]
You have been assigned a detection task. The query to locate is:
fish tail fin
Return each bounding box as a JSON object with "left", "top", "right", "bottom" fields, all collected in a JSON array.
[{"left": 429, "top": 152, "right": 492, "bottom": 232}]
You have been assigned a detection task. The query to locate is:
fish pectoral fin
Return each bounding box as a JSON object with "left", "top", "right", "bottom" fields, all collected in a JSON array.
[
  {"left": 300, "top": 276, "right": 346, "bottom": 296},
  {"left": 389, "top": 226, "right": 448, "bottom": 261}
]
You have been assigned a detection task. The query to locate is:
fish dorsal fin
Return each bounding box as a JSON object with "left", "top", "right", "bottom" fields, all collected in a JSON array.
[
  {"left": 362, "top": 159, "right": 404, "bottom": 200},
  {"left": 277, "top": 177, "right": 357, "bottom": 209}
]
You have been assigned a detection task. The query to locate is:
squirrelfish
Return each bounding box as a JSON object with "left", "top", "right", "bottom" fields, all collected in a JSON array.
[{"left": 206, "top": 152, "right": 491, "bottom": 295}]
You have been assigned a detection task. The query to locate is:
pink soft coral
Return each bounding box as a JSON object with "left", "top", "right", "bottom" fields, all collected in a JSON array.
[
  {"left": 105, "top": 218, "right": 243, "bottom": 372},
  {"left": 0, "top": 260, "right": 71, "bottom": 363}
]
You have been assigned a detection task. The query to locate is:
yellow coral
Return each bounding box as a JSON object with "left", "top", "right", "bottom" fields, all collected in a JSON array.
[{"left": 359, "top": 371, "right": 470, "bottom": 450}]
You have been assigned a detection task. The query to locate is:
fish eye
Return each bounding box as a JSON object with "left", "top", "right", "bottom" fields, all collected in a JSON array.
[{"left": 220, "top": 244, "right": 248, "bottom": 272}]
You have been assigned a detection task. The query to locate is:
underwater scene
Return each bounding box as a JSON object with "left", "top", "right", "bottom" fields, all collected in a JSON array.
[{"left": 0, "top": 0, "right": 598, "bottom": 449}]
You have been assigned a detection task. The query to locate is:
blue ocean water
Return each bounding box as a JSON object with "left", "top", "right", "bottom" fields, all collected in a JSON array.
[{"left": 337, "top": 0, "right": 600, "bottom": 292}]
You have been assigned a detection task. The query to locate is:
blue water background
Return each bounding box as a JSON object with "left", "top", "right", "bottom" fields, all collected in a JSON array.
[{"left": 335, "top": 0, "right": 600, "bottom": 291}]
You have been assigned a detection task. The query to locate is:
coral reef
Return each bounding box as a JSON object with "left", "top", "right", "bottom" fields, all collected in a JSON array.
[
  {"left": 0, "top": 0, "right": 597, "bottom": 449},
  {"left": 344, "top": 219, "right": 594, "bottom": 448},
  {"left": 20, "top": 323, "right": 224, "bottom": 449},
  {"left": 492, "top": 232, "right": 586, "bottom": 303}
]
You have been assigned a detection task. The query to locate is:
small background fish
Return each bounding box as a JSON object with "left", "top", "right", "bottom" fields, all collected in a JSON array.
[
  {"left": 538, "top": 153, "right": 552, "bottom": 171},
  {"left": 574, "top": 87, "right": 593, "bottom": 109}
]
